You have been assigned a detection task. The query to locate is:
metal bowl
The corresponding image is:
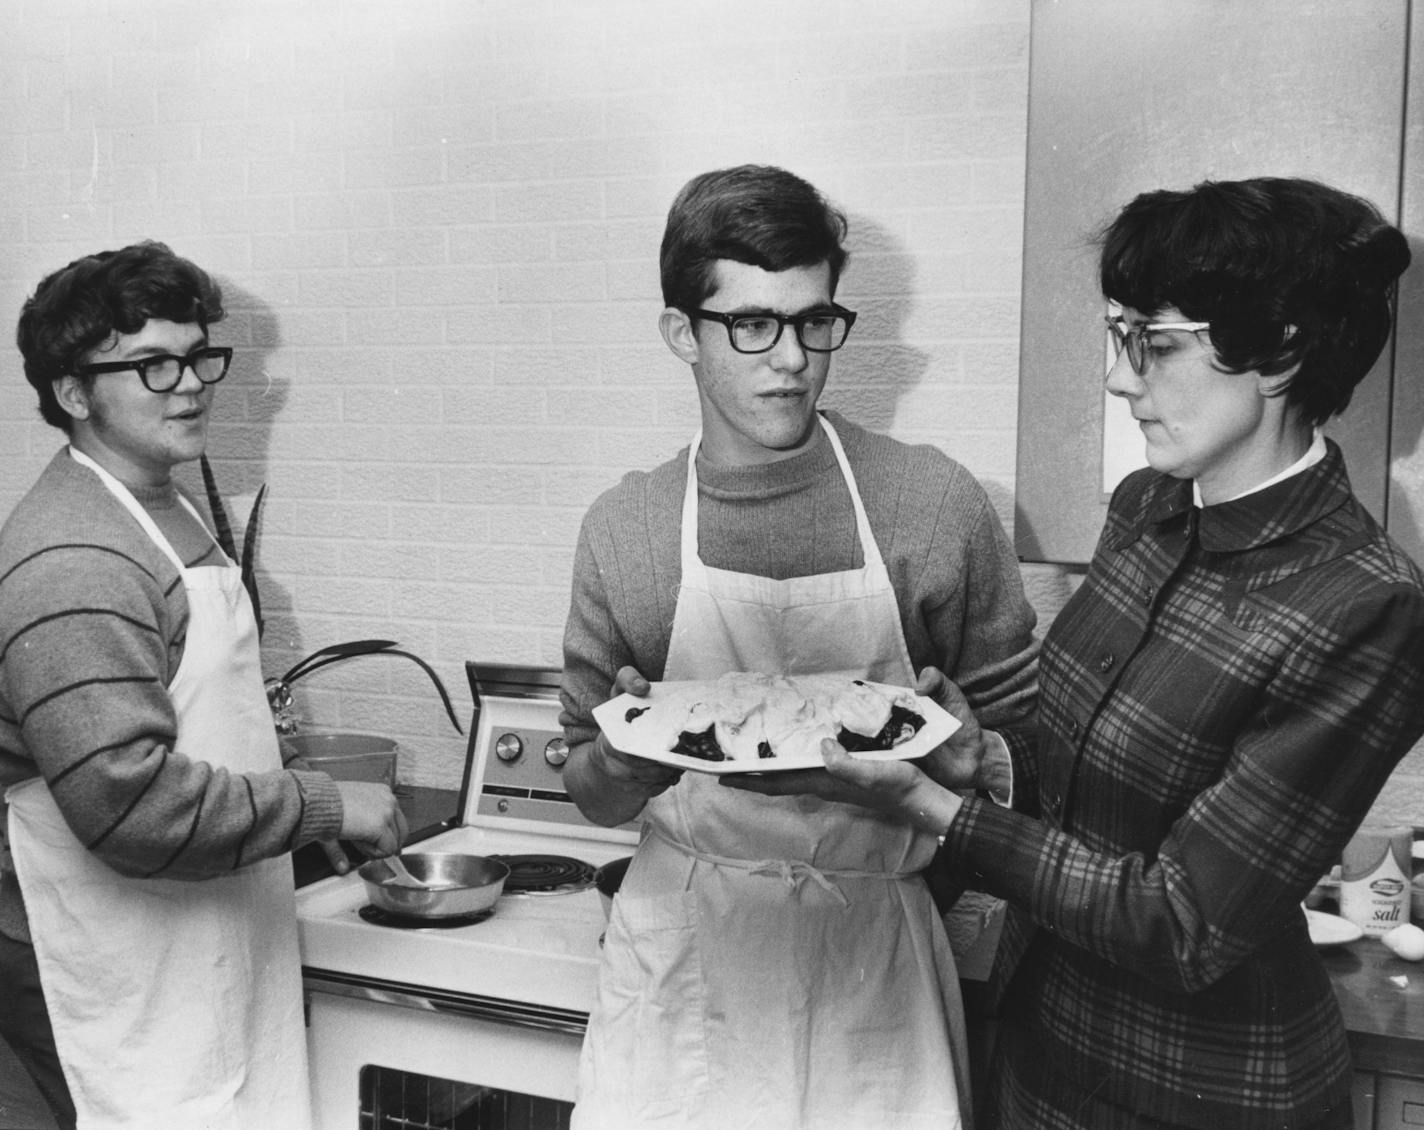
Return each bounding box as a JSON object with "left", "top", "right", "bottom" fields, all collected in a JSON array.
[
  {"left": 285, "top": 732, "right": 398, "bottom": 788},
  {"left": 358, "top": 852, "right": 510, "bottom": 919}
]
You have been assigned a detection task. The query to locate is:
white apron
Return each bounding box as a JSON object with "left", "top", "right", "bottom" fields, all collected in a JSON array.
[
  {"left": 5, "top": 448, "right": 313, "bottom": 1130},
  {"left": 575, "top": 416, "right": 969, "bottom": 1130}
]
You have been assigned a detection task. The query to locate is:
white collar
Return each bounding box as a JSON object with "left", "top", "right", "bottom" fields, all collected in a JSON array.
[{"left": 1193, "top": 430, "right": 1327, "bottom": 507}]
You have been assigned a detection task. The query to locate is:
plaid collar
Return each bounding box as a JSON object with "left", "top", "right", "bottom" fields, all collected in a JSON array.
[{"left": 1138, "top": 440, "right": 1355, "bottom": 554}]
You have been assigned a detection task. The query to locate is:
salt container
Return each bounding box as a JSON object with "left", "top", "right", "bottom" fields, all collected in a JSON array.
[{"left": 1339, "top": 825, "right": 1412, "bottom": 937}]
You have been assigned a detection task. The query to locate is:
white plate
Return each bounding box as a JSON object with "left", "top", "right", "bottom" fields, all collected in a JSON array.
[
  {"left": 593, "top": 677, "right": 961, "bottom": 776},
  {"left": 1304, "top": 908, "right": 1364, "bottom": 948}
]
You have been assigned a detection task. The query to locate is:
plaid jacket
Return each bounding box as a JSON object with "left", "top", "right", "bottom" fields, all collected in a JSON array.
[{"left": 944, "top": 442, "right": 1424, "bottom": 1128}]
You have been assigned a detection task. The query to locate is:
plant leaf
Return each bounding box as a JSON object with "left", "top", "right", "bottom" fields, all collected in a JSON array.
[
  {"left": 280, "top": 647, "right": 396, "bottom": 684},
  {"left": 241, "top": 483, "right": 268, "bottom": 639},
  {"left": 280, "top": 639, "right": 399, "bottom": 684},
  {"left": 199, "top": 455, "right": 238, "bottom": 561},
  {"left": 279, "top": 643, "right": 465, "bottom": 734},
  {"left": 375, "top": 648, "right": 465, "bottom": 734}
]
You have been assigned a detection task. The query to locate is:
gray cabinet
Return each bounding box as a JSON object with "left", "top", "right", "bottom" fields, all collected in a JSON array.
[
  {"left": 1357, "top": 1071, "right": 1377, "bottom": 1130},
  {"left": 1015, "top": 0, "right": 1417, "bottom": 565},
  {"left": 1357, "top": 1070, "right": 1424, "bottom": 1129}
]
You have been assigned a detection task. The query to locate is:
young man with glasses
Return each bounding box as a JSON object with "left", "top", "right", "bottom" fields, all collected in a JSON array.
[
  {"left": 559, "top": 166, "right": 1038, "bottom": 1128},
  {"left": 0, "top": 241, "right": 406, "bottom": 1130}
]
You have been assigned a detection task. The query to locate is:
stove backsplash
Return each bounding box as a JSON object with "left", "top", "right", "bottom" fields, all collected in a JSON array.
[{"left": 465, "top": 662, "right": 640, "bottom": 836}]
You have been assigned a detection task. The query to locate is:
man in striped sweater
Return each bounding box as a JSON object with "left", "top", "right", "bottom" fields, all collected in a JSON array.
[{"left": 0, "top": 242, "right": 406, "bottom": 1130}]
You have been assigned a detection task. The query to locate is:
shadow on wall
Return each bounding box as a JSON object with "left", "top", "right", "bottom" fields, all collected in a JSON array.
[
  {"left": 1017, "top": 560, "right": 1085, "bottom": 640},
  {"left": 821, "top": 212, "right": 931, "bottom": 434},
  {"left": 173, "top": 276, "right": 293, "bottom": 654},
  {"left": 823, "top": 211, "right": 1029, "bottom": 570}
]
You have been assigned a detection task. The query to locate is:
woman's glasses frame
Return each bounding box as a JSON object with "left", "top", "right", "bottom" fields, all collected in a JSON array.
[{"left": 1104, "top": 316, "right": 1210, "bottom": 375}]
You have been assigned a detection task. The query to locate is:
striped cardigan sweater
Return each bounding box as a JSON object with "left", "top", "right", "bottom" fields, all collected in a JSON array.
[{"left": 0, "top": 449, "right": 342, "bottom": 943}]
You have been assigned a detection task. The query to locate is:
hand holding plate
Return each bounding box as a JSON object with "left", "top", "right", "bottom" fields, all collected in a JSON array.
[
  {"left": 724, "top": 738, "right": 951, "bottom": 835},
  {"left": 590, "top": 731, "right": 684, "bottom": 793},
  {"left": 610, "top": 665, "right": 651, "bottom": 699},
  {"left": 593, "top": 666, "right": 683, "bottom": 794},
  {"left": 912, "top": 666, "right": 987, "bottom": 791}
]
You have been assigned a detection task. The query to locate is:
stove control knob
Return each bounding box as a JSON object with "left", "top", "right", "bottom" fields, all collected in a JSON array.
[
  {"left": 544, "top": 737, "right": 570, "bottom": 767},
  {"left": 495, "top": 733, "right": 524, "bottom": 763}
]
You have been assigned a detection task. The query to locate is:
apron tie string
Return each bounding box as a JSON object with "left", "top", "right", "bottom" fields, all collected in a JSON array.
[
  {"left": 747, "top": 859, "right": 849, "bottom": 904},
  {"left": 648, "top": 824, "right": 918, "bottom": 907}
]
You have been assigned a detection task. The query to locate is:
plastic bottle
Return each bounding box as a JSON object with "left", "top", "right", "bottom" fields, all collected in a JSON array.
[{"left": 1339, "top": 825, "right": 1412, "bottom": 937}]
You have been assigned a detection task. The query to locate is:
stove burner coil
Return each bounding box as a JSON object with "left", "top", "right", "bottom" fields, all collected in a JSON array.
[
  {"left": 358, "top": 905, "right": 495, "bottom": 930},
  {"left": 487, "top": 853, "right": 596, "bottom": 895}
]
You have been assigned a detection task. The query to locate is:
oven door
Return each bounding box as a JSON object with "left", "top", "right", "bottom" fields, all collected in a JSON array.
[{"left": 306, "top": 971, "right": 584, "bottom": 1130}]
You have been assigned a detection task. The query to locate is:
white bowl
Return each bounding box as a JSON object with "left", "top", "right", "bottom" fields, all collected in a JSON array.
[{"left": 1304, "top": 907, "right": 1363, "bottom": 948}]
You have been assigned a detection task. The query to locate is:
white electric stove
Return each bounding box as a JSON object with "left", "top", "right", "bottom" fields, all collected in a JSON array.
[{"left": 297, "top": 663, "right": 638, "bottom": 1130}]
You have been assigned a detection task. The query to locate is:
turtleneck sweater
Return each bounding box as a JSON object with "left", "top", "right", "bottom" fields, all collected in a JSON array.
[{"left": 560, "top": 410, "right": 1040, "bottom": 752}]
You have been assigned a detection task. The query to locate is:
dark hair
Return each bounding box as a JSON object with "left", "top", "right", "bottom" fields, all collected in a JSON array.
[
  {"left": 16, "top": 240, "right": 226, "bottom": 433},
  {"left": 660, "top": 165, "right": 849, "bottom": 311},
  {"left": 1099, "top": 177, "right": 1410, "bottom": 427}
]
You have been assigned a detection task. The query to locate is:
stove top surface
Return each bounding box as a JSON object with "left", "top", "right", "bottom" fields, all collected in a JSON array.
[
  {"left": 297, "top": 663, "right": 643, "bottom": 1014},
  {"left": 298, "top": 822, "right": 635, "bottom": 1013},
  {"left": 488, "top": 853, "right": 597, "bottom": 895}
]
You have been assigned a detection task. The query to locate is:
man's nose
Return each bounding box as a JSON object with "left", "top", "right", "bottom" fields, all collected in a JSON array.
[
  {"left": 769, "top": 325, "right": 809, "bottom": 371},
  {"left": 172, "top": 359, "right": 208, "bottom": 393}
]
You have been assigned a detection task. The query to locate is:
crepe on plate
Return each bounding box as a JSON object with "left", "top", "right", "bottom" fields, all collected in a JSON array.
[{"left": 622, "top": 672, "right": 925, "bottom": 763}]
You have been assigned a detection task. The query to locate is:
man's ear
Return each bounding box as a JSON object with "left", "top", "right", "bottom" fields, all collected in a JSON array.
[
  {"left": 53, "top": 375, "right": 92, "bottom": 422},
  {"left": 659, "top": 307, "right": 700, "bottom": 365}
]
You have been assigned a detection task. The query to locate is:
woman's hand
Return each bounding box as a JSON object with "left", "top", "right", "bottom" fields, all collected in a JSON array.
[{"left": 722, "top": 738, "right": 959, "bottom": 836}]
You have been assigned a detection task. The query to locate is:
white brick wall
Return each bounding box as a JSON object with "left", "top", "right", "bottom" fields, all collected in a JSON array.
[
  {"left": 4, "top": 0, "right": 1422, "bottom": 826},
  {"left": 0, "top": 0, "right": 1033, "bottom": 787}
]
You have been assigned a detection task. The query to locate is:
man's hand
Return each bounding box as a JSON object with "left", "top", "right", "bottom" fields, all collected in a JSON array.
[
  {"left": 315, "top": 838, "right": 354, "bottom": 875},
  {"left": 335, "top": 781, "right": 408, "bottom": 859},
  {"left": 611, "top": 665, "right": 649, "bottom": 698},
  {"left": 589, "top": 665, "right": 682, "bottom": 796},
  {"left": 563, "top": 665, "right": 682, "bottom": 827},
  {"left": 913, "top": 666, "right": 987, "bottom": 791}
]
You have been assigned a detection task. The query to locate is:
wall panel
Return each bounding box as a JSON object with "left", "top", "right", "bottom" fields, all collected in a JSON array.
[{"left": 1016, "top": 0, "right": 1409, "bottom": 564}]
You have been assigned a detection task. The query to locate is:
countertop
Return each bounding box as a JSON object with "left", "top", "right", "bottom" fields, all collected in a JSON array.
[{"left": 1322, "top": 935, "right": 1424, "bottom": 1078}]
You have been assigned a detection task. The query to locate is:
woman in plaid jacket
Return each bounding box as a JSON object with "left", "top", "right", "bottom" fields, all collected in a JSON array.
[{"left": 733, "top": 177, "right": 1424, "bottom": 1128}]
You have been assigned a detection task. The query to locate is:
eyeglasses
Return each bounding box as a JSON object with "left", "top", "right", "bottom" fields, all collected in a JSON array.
[
  {"left": 75, "top": 346, "right": 234, "bottom": 393},
  {"left": 689, "top": 306, "right": 857, "bottom": 354},
  {"left": 1104, "top": 316, "right": 1210, "bottom": 376}
]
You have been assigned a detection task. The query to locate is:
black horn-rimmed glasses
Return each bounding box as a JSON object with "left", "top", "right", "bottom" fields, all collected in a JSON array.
[
  {"left": 75, "top": 346, "right": 234, "bottom": 393},
  {"left": 689, "top": 306, "right": 858, "bottom": 354}
]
